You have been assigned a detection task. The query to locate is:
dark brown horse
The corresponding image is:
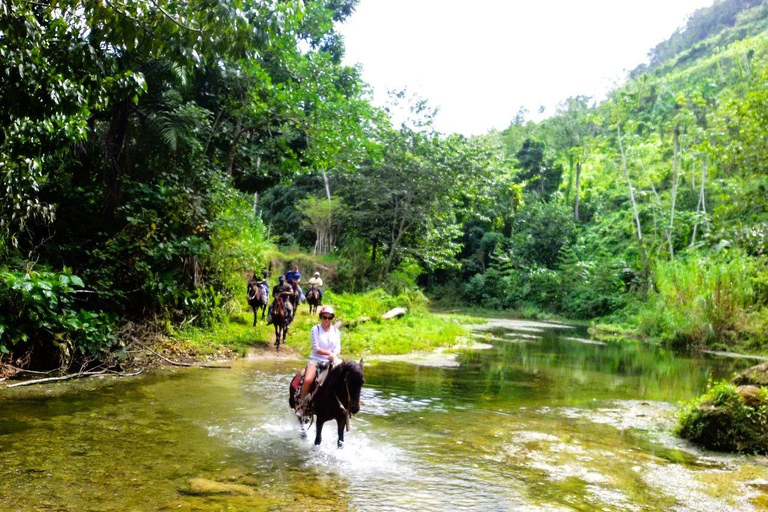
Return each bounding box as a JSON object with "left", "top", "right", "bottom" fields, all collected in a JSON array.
[
  {"left": 289, "top": 360, "right": 364, "bottom": 448},
  {"left": 306, "top": 285, "right": 321, "bottom": 315},
  {"left": 247, "top": 281, "right": 268, "bottom": 326},
  {"left": 271, "top": 294, "right": 292, "bottom": 349}
]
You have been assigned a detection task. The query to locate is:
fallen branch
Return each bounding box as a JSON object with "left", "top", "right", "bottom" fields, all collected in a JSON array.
[
  {"left": 5, "top": 374, "right": 90, "bottom": 388},
  {"left": 2, "top": 365, "right": 58, "bottom": 376},
  {"left": 4, "top": 369, "right": 144, "bottom": 388},
  {"left": 144, "top": 346, "right": 230, "bottom": 369}
]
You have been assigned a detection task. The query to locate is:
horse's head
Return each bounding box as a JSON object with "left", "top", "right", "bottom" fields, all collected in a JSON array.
[{"left": 343, "top": 359, "right": 365, "bottom": 415}]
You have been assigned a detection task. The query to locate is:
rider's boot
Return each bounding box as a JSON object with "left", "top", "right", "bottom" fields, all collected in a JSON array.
[{"left": 295, "top": 395, "right": 310, "bottom": 418}]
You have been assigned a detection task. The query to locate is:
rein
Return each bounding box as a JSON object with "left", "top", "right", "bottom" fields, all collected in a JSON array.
[{"left": 334, "top": 372, "right": 353, "bottom": 432}]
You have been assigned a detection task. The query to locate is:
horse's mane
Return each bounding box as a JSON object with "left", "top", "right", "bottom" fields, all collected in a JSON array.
[
  {"left": 274, "top": 294, "right": 286, "bottom": 314},
  {"left": 325, "top": 360, "right": 364, "bottom": 390}
]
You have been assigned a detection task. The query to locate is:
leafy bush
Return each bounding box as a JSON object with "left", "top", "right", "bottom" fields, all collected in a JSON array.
[
  {"left": 0, "top": 269, "right": 118, "bottom": 366},
  {"left": 637, "top": 250, "right": 756, "bottom": 348},
  {"left": 209, "top": 194, "right": 275, "bottom": 304},
  {"left": 677, "top": 381, "right": 768, "bottom": 453},
  {"left": 384, "top": 259, "right": 423, "bottom": 295}
]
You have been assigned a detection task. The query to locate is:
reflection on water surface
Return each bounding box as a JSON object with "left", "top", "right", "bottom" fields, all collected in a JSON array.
[{"left": 1, "top": 320, "right": 768, "bottom": 511}]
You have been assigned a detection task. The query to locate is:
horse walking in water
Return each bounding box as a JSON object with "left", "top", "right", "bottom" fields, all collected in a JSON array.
[
  {"left": 271, "top": 295, "right": 292, "bottom": 349},
  {"left": 247, "top": 281, "right": 268, "bottom": 326},
  {"left": 289, "top": 360, "right": 364, "bottom": 448},
  {"left": 306, "top": 285, "right": 321, "bottom": 315}
]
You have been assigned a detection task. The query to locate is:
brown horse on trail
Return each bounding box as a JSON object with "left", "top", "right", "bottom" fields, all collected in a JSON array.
[
  {"left": 306, "top": 285, "right": 321, "bottom": 315},
  {"left": 290, "top": 281, "right": 301, "bottom": 312},
  {"left": 289, "top": 360, "right": 364, "bottom": 448},
  {"left": 247, "top": 281, "right": 268, "bottom": 326},
  {"left": 271, "top": 294, "right": 292, "bottom": 349}
]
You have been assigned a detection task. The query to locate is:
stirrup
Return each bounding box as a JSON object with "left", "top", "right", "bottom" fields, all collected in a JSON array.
[{"left": 295, "top": 396, "right": 311, "bottom": 417}]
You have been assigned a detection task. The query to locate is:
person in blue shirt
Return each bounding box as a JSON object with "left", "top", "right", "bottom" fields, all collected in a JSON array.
[
  {"left": 286, "top": 265, "right": 304, "bottom": 302},
  {"left": 286, "top": 265, "right": 301, "bottom": 284}
]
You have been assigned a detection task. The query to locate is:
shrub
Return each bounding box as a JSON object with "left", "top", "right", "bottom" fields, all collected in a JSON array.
[
  {"left": 637, "top": 250, "right": 756, "bottom": 349},
  {"left": 0, "top": 269, "right": 119, "bottom": 367},
  {"left": 677, "top": 381, "right": 768, "bottom": 453}
]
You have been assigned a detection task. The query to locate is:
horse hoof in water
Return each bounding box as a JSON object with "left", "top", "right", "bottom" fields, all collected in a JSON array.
[{"left": 337, "top": 441, "right": 344, "bottom": 449}]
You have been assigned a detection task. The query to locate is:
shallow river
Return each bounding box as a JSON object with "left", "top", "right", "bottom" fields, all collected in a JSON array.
[{"left": 2, "top": 319, "right": 768, "bottom": 511}]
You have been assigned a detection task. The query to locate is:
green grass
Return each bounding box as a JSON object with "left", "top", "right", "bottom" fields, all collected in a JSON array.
[{"left": 173, "top": 288, "right": 475, "bottom": 358}]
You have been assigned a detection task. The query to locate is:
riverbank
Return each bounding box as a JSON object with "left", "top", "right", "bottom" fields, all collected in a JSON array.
[
  {"left": 1, "top": 289, "right": 480, "bottom": 386},
  {"left": 174, "top": 289, "right": 481, "bottom": 359}
]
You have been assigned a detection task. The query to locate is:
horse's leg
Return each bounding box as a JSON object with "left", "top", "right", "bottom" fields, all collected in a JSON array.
[
  {"left": 298, "top": 419, "right": 308, "bottom": 438},
  {"left": 274, "top": 324, "right": 280, "bottom": 349},
  {"left": 337, "top": 417, "right": 345, "bottom": 449},
  {"left": 251, "top": 306, "right": 257, "bottom": 326},
  {"left": 314, "top": 418, "right": 325, "bottom": 446}
]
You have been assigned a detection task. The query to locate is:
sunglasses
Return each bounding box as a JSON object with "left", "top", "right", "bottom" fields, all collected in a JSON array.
[{"left": 320, "top": 315, "right": 334, "bottom": 320}]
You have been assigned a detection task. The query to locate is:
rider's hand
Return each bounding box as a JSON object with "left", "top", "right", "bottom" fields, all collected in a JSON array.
[{"left": 328, "top": 353, "right": 335, "bottom": 362}]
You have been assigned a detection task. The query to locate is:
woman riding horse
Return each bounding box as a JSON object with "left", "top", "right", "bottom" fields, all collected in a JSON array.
[
  {"left": 289, "top": 308, "right": 364, "bottom": 447},
  {"left": 295, "top": 306, "right": 340, "bottom": 417},
  {"left": 290, "top": 359, "right": 364, "bottom": 448}
]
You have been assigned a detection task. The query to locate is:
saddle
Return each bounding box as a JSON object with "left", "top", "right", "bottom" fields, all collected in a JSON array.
[{"left": 290, "top": 362, "right": 331, "bottom": 415}]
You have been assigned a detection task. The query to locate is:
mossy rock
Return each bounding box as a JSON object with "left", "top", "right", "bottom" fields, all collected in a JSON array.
[
  {"left": 677, "top": 381, "right": 768, "bottom": 454},
  {"left": 732, "top": 361, "right": 768, "bottom": 387},
  {"left": 185, "top": 478, "right": 255, "bottom": 496}
]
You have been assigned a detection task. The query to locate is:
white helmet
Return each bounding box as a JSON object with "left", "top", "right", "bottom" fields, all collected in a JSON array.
[{"left": 319, "top": 306, "right": 335, "bottom": 318}]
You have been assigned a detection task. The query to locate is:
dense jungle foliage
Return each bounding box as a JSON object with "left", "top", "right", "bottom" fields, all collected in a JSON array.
[{"left": 2, "top": 0, "right": 768, "bottom": 371}]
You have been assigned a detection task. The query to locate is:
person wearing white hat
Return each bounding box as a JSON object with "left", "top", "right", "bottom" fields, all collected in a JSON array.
[
  {"left": 295, "top": 305, "right": 340, "bottom": 417},
  {"left": 305, "top": 271, "right": 324, "bottom": 304}
]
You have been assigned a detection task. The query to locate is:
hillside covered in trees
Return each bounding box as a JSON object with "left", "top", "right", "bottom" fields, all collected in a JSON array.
[{"left": 2, "top": 0, "right": 768, "bottom": 371}]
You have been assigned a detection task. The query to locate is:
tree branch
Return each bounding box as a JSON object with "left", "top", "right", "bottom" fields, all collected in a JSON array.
[{"left": 149, "top": 0, "right": 203, "bottom": 33}]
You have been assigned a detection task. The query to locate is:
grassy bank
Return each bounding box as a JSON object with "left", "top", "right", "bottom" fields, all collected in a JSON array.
[{"left": 174, "top": 288, "right": 479, "bottom": 358}]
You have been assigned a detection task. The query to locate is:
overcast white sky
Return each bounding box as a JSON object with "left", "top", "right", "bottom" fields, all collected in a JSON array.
[{"left": 337, "top": 0, "right": 715, "bottom": 135}]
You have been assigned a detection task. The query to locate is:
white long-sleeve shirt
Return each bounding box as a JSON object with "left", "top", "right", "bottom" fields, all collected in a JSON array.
[{"left": 309, "top": 323, "right": 340, "bottom": 362}]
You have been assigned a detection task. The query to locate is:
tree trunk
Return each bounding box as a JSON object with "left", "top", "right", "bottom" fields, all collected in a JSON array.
[
  {"left": 226, "top": 117, "right": 243, "bottom": 176},
  {"left": 103, "top": 98, "right": 131, "bottom": 218},
  {"left": 617, "top": 124, "right": 650, "bottom": 291},
  {"left": 690, "top": 158, "right": 708, "bottom": 247},
  {"left": 668, "top": 124, "right": 681, "bottom": 258},
  {"left": 573, "top": 161, "right": 581, "bottom": 221},
  {"left": 316, "top": 171, "right": 333, "bottom": 255},
  {"left": 371, "top": 235, "right": 378, "bottom": 265}
]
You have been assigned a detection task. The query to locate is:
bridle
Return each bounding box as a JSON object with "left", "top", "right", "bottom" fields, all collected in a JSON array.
[{"left": 334, "top": 369, "right": 356, "bottom": 432}]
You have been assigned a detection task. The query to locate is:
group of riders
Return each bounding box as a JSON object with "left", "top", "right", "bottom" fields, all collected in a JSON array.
[
  {"left": 247, "top": 265, "right": 324, "bottom": 325},
  {"left": 247, "top": 266, "right": 334, "bottom": 420}
]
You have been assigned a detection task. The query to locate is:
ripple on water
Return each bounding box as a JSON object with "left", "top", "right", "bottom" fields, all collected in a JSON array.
[
  {"left": 643, "top": 462, "right": 762, "bottom": 512},
  {"left": 361, "top": 388, "right": 446, "bottom": 417}
]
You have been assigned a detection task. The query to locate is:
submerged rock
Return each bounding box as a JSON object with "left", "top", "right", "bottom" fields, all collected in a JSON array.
[{"left": 185, "top": 477, "right": 255, "bottom": 496}]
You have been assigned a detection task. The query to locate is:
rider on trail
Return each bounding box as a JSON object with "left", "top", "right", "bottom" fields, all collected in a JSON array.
[
  {"left": 305, "top": 271, "right": 323, "bottom": 304},
  {"left": 295, "top": 305, "right": 340, "bottom": 418},
  {"left": 268, "top": 275, "right": 295, "bottom": 324},
  {"left": 286, "top": 265, "right": 305, "bottom": 302}
]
